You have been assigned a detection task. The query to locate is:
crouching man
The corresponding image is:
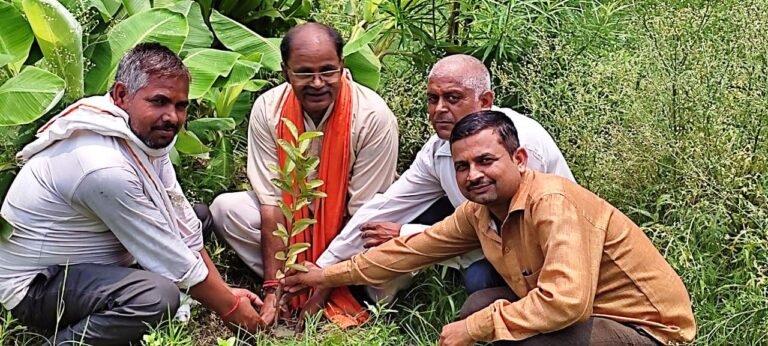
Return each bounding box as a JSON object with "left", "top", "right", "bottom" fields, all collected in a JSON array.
[
  {"left": 284, "top": 111, "right": 696, "bottom": 345},
  {"left": 0, "top": 43, "right": 263, "bottom": 345}
]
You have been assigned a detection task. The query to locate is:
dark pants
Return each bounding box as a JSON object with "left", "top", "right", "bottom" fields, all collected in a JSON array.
[
  {"left": 194, "top": 203, "right": 214, "bottom": 242},
  {"left": 10, "top": 203, "right": 213, "bottom": 345},
  {"left": 11, "top": 264, "right": 180, "bottom": 346},
  {"left": 459, "top": 287, "right": 661, "bottom": 345},
  {"left": 414, "top": 197, "right": 506, "bottom": 294}
]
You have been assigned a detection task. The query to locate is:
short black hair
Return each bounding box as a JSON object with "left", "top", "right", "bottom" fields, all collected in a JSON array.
[
  {"left": 450, "top": 110, "right": 520, "bottom": 154},
  {"left": 280, "top": 23, "right": 344, "bottom": 63}
]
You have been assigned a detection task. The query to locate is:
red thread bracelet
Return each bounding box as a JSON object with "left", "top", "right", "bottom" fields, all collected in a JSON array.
[
  {"left": 262, "top": 280, "right": 279, "bottom": 288},
  {"left": 220, "top": 297, "right": 240, "bottom": 319}
]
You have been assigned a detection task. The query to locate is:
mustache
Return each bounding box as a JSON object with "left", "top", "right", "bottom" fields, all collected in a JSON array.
[
  {"left": 302, "top": 87, "right": 332, "bottom": 95},
  {"left": 152, "top": 123, "right": 179, "bottom": 132},
  {"left": 467, "top": 178, "right": 494, "bottom": 190}
]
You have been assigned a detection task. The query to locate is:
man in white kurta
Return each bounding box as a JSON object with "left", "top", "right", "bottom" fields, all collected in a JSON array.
[
  {"left": 0, "top": 43, "right": 263, "bottom": 345},
  {"left": 317, "top": 54, "right": 575, "bottom": 295},
  {"left": 210, "top": 23, "right": 399, "bottom": 324}
]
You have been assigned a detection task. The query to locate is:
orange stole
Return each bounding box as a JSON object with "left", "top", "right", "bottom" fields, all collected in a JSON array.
[{"left": 276, "top": 76, "right": 370, "bottom": 328}]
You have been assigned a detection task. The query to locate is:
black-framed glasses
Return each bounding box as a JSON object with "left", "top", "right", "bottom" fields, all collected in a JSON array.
[{"left": 288, "top": 68, "right": 343, "bottom": 84}]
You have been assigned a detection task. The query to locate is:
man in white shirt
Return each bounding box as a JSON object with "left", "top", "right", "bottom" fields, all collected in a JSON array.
[
  {"left": 0, "top": 43, "right": 263, "bottom": 345},
  {"left": 315, "top": 54, "right": 574, "bottom": 301}
]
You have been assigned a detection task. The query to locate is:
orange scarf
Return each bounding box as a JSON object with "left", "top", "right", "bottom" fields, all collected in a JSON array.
[{"left": 276, "top": 74, "right": 369, "bottom": 328}]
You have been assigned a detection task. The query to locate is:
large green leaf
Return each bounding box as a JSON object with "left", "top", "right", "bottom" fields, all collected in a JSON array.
[
  {"left": 343, "top": 22, "right": 384, "bottom": 57},
  {"left": 182, "top": 48, "right": 240, "bottom": 99},
  {"left": 0, "top": 66, "right": 65, "bottom": 126},
  {"left": 175, "top": 128, "right": 209, "bottom": 154},
  {"left": 0, "top": 2, "right": 34, "bottom": 73},
  {"left": 22, "top": 0, "right": 83, "bottom": 100},
  {"left": 207, "top": 136, "right": 233, "bottom": 183},
  {"left": 219, "top": 55, "right": 262, "bottom": 88},
  {"left": 121, "top": 0, "right": 149, "bottom": 15},
  {"left": 163, "top": 0, "right": 214, "bottom": 52},
  {"left": 84, "top": 8, "right": 187, "bottom": 95},
  {"left": 187, "top": 117, "right": 235, "bottom": 142},
  {"left": 209, "top": 10, "right": 282, "bottom": 72},
  {"left": 345, "top": 45, "right": 381, "bottom": 90}
]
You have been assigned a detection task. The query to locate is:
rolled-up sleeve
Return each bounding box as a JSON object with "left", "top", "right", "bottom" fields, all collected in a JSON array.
[
  {"left": 72, "top": 166, "right": 208, "bottom": 289},
  {"left": 323, "top": 202, "right": 481, "bottom": 287}
]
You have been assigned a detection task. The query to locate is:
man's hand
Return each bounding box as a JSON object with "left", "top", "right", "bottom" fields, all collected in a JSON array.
[
  {"left": 221, "top": 296, "right": 265, "bottom": 333},
  {"left": 438, "top": 320, "right": 474, "bottom": 346},
  {"left": 281, "top": 262, "right": 326, "bottom": 294},
  {"left": 260, "top": 293, "right": 277, "bottom": 326},
  {"left": 296, "top": 287, "right": 332, "bottom": 331},
  {"left": 361, "top": 222, "right": 402, "bottom": 248},
  {"left": 230, "top": 288, "right": 263, "bottom": 307}
]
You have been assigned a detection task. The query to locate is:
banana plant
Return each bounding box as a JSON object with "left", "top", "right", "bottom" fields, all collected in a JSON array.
[{"left": 268, "top": 118, "right": 325, "bottom": 328}]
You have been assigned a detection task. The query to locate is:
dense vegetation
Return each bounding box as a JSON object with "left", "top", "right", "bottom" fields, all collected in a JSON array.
[{"left": 1, "top": 0, "right": 767, "bottom": 345}]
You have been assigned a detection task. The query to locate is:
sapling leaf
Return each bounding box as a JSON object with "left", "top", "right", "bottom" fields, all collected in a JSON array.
[
  {"left": 288, "top": 263, "right": 308, "bottom": 272},
  {"left": 270, "top": 178, "right": 293, "bottom": 193},
  {"left": 287, "top": 242, "right": 311, "bottom": 258},
  {"left": 275, "top": 251, "right": 287, "bottom": 261},
  {"left": 306, "top": 179, "right": 324, "bottom": 190},
  {"left": 306, "top": 157, "right": 320, "bottom": 171},
  {"left": 291, "top": 218, "right": 316, "bottom": 237},
  {"left": 276, "top": 270, "right": 285, "bottom": 279},
  {"left": 298, "top": 131, "right": 323, "bottom": 142},
  {"left": 267, "top": 162, "right": 281, "bottom": 174},
  {"left": 293, "top": 199, "right": 311, "bottom": 212},
  {"left": 282, "top": 118, "right": 299, "bottom": 140},
  {"left": 277, "top": 139, "right": 300, "bottom": 163},
  {"left": 299, "top": 138, "right": 311, "bottom": 154},
  {"left": 277, "top": 201, "right": 293, "bottom": 221}
]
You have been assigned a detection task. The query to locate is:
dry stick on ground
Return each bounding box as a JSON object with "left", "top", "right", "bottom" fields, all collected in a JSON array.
[{"left": 267, "top": 118, "right": 326, "bottom": 332}]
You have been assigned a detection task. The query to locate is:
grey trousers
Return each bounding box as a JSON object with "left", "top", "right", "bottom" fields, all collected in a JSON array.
[
  {"left": 459, "top": 287, "right": 661, "bottom": 346},
  {"left": 11, "top": 263, "right": 181, "bottom": 346}
]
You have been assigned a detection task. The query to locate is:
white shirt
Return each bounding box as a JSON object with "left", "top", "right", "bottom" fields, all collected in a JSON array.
[
  {"left": 0, "top": 132, "right": 208, "bottom": 309},
  {"left": 317, "top": 107, "right": 574, "bottom": 268}
]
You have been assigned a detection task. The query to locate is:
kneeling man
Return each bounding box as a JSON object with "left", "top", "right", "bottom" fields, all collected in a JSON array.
[
  {"left": 285, "top": 110, "right": 696, "bottom": 345},
  {"left": 0, "top": 43, "right": 263, "bottom": 345}
]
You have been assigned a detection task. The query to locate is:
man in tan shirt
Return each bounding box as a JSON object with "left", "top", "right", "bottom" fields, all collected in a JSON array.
[
  {"left": 283, "top": 110, "right": 696, "bottom": 345},
  {"left": 210, "top": 23, "right": 398, "bottom": 324}
]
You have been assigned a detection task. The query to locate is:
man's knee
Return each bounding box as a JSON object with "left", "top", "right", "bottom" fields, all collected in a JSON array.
[
  {"left": 210, "top": 192, "right": 261, "bottom": 236},
  {"left": 464, "top": 259, "right": 506, "bottom": 295},
  {"left": 125, "top": 271, "right": 180, "bottom": 323},
  {"left": 459, "top": 286, "right": 518, "bottom": 320}
]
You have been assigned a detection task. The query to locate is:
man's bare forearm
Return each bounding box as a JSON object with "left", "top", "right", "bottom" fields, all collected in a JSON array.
[
  {"left": 188, "top": 249, "right": 237, "bottom": 315},
  {"left": 260, "top": 205, "right": 286, "bottom": 281}
]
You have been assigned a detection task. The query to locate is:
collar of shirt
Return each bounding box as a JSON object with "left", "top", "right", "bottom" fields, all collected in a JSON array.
[{"left": 303, "top": 102, "right": 335, "bottom": 130}]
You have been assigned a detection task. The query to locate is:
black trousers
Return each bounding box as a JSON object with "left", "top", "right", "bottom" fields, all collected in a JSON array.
[
  {"left": 11, "top": 203, "right": 214, "bottom": 345},
  {"left": 11, "top": 264, "right": 180, "bottom": 345}
]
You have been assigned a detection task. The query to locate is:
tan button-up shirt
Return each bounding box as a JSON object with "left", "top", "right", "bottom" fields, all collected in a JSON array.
[
  {"left": 324, "top": 170, "right": 696, "bottom": 344},
  {"left": 247, "top": 78, "right": 399, "bottom": 217}
]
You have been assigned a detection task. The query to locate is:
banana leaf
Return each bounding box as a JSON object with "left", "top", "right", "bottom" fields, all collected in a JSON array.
[
  {"left": 22, "top": 0, "right": 83, "bottom": 100},
  {"left": 0, "top": 66, "right": 65, "bottom": 126}
]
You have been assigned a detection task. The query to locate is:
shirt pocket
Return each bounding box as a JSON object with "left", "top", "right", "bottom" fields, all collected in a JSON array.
[{"left": 522, "top": 268, "right": 541, "bottom": 290}]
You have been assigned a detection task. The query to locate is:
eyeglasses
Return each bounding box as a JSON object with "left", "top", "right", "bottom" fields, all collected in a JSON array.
[{"left": 288, "top": 68, "right": 343, "bottom": 84}]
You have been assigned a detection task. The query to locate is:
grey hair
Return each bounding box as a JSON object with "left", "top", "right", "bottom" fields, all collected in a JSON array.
[
  {"left": 110, "top": 42, "right": 190, "bottom": 96},
  {"left": 428, "top": 54, "right": 492, "bottom": 96}
]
